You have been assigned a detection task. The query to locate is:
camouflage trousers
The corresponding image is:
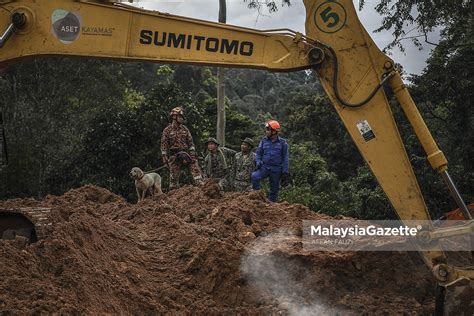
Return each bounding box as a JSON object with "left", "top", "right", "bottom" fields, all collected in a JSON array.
[
  {"left": 169, "top": 159, "right": 204, "bottom": 190},
  {"left": 232, "top": 180, "right": 252, "bottom": 192}
]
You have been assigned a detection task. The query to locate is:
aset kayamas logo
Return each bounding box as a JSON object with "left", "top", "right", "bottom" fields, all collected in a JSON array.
[{"left": 51, "top": 9, "right": 82, "bottom": 44}]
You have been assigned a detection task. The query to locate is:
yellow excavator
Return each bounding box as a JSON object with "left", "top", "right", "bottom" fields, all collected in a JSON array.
[{"left": 0, "top": 0, "right": 472, "bottom": 314}]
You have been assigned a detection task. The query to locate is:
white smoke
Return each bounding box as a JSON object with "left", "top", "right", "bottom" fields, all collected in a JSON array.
[{"left": 240, "top": 230, "right": 339, "bottom": 315}]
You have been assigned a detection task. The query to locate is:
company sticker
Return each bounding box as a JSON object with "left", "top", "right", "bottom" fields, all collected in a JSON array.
[
  {"left": 51, "top": 9, "right": 82, "bottom": 44},
  {"left": 356, "top": 120, "right": 375, "bottom": 142},
  {"left": 52, "top": 9, "right": 115, "bottom": 44}
]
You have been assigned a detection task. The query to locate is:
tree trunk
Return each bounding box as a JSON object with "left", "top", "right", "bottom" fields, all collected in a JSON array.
[
  {"left": 218, "top": 0, "right": 227, "bottom": 23},
  {"left": 217, "top": 0, "right": 226, "bottom": 146}
]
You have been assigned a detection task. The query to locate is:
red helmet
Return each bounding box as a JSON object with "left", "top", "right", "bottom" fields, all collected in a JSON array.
[{"left": 265, "top": 120, "right": 281, "bottom": 131}]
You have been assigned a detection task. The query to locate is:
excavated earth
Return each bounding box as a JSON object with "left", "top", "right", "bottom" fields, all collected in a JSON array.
[{"left": 0, "top": 182, "right": 440, "bottom": 314}]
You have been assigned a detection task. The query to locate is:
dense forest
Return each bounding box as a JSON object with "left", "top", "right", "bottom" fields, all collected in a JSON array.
[{"left": 0, "top": 1, "right": 472, "bottom": 220}]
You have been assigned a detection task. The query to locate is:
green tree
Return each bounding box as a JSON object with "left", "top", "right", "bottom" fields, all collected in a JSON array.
[
  {"left": 402, "top": 37, "right": 473, "bottom": 217},
  {"left": 279, "top": 143, "right": 345, "bottom": 215},
  {"left": 360, "top": 0, "right": 473, "bottom": 50},
  {"left": 285, "top": 95, "right": 362, "bottom": 180},
  {"left": 0, "top": 58, "right": 129, "bottom": 198}
]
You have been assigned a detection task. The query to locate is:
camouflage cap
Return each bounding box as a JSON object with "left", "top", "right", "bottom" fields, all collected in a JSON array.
[
  {"left": 206, "top": 137, "right": 220, "bottom": 146},
  {"left": 242, "top": 137, "right": 254, "bottom": 148},
  {"left": 170, "top": 107, "right": 184, "bottom": 117}
]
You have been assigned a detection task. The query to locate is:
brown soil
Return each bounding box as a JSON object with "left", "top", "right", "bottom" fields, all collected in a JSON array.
[{"left": 0, "top": 182, "right": 438, "bottom": 314}]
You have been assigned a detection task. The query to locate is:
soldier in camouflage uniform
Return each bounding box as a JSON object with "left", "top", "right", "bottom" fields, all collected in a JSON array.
[
  {"left": 161, "top": 107, "right": 204, "bottom": 190},
  {"left": 231, "top": 138, "right": 256, "bottom": 192},
  {"left": 204, "top": 137, "right": 236, "bottom": 191}
]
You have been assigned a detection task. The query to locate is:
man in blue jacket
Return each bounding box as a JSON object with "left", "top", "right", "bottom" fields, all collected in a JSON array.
[{"left": 251, "top": 120, "right": 290, "bottom": 202}]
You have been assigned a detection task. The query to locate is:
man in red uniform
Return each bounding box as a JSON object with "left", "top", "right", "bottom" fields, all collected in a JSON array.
[{"left": 161, "top": 107, "right": 204, "bottom": 190}]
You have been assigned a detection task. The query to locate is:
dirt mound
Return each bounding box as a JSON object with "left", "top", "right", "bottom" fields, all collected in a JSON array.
[{"left": 0, "top": 184, "right": 437, "bottom": 314}]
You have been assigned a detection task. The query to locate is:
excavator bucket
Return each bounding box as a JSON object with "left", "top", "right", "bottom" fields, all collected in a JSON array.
[{"left": 0, "top": 208, "right": 51, "bottom": 243}]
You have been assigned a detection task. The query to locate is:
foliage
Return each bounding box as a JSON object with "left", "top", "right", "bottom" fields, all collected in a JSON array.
[
  {"left": 244, "top": 0, "right": 291, "bottom": 13},
  {"left": 360, "top": 0, "right": 473, "bottom": 51},
  {"left": 279, "top": 143, "right": 345, "bottom": 215},
  {"left": 225, "top": 69, "right": 320, "bottom": 119},
  {"left": 405, "top": 35, "right": 474, "bottom": 216},
  {"left": 279, "top": 144, "right": 393, "bottom": 219},
  {"left": 0, "top": 58, "right": 129, "bottom": 197},
  {"left": 285, "top": 94, "right": 362, "bottom": 180}
]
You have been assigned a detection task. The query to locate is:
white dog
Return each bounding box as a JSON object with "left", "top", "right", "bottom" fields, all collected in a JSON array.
[{"left": 130, "top": 167, "right": 163, "bottom": 202}]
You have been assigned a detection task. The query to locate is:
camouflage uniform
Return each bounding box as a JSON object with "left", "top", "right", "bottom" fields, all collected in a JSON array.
[
  {"left": 232, "top": 151, "right": 257, "bottom": 192},
  {"left": 161, "top": 122, "right": 203, "bottom": 190},
  {"left": 204, "top": 140, "right": 236, "bottom": 191}
]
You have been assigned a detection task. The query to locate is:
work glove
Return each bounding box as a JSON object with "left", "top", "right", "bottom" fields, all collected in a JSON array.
[{"left": 280, "top": 172, "right": 291, "bottom": 187}]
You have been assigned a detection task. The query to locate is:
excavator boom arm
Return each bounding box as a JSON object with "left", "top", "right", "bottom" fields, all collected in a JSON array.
[{"left": 0, "top": 0, "right": 312, "bottom": 71}]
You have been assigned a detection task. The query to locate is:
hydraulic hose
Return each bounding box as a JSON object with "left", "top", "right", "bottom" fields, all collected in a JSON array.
[{"left": 322, "top": 43, "right": 395, "bottom": 108}]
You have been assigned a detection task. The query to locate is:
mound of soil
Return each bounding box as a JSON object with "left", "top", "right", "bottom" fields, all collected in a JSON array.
[{"left": 0, "top": 182, "right": 438, "bottom": 314}]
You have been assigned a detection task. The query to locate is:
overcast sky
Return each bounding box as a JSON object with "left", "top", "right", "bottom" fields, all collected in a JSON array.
[{"left": 131, "top": 0, "right": 439, "bottom": 75}]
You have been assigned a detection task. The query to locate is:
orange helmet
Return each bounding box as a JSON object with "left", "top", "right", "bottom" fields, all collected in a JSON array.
[{"left": 265, "top": 120, "right": 281, "bottom": 131}]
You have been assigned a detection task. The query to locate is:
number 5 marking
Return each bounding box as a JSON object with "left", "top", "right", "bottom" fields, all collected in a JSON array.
[
  {"left": 314, "top": 1, "right": 347, "bottom": 34},
  {"left": 320, "top": 6, "right": 339, "bottom": 28}
]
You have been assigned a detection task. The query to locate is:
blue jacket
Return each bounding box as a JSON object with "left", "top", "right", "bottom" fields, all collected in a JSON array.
[{"left": 256, "top": 136, "right": 289, "bottom": 173}]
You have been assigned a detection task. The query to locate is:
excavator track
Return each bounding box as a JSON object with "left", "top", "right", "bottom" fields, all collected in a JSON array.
[{"left": 0, "top": 207, "right": 52, "bottom": 242}]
